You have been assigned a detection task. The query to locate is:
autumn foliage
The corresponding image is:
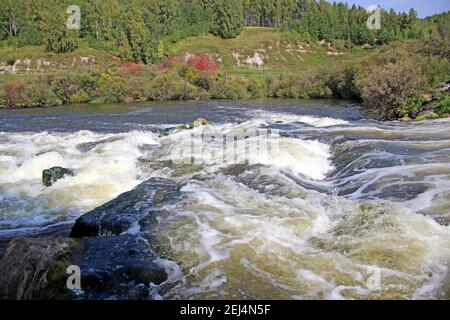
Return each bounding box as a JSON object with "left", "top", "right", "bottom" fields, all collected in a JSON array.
[
  {"left": 4, "top": 79, "right": 29, "bottom": 107},
  {"left": 157, "top": 54, "right": 219, "bottom": 74},
  {"left": 186, "top": 54, "right": 219, "bottom": 74},
  {"left": 120, "top": 62, "right": 143, "bottom": 76}
]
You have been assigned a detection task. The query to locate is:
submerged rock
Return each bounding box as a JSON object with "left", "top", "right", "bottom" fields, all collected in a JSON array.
[
  {"left": 70, "top": 177, "right": 181, "bottom": 237},
  {"left": 176, "top": 118, "right": 210, "bottom": 131},
  {"left": 42, "top": 166, "right": 74, "bottom": 187},
  {"left": 189, "top": 117, "right": 209, "bottom": 128}
]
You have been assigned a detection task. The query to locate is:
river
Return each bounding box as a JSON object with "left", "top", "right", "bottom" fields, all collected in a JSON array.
[{"left": 0, "top": 100, "right": 449, "bottom": 299}]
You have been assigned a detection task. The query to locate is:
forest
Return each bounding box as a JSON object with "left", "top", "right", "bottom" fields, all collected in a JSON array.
[{"left": 0, "top": 0, "right": 430, "bottom": 61}]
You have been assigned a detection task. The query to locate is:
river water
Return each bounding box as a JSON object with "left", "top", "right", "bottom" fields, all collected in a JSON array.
[{"left": 0, "top": 100, "right": 449, "bottom": 299}]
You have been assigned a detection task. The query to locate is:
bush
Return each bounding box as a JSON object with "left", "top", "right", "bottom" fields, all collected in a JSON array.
[
  {"left": 186, "top": 54, "right": 219, "bottom": 74},
  {"left": 357, "top": 59, "right": 424, "bottom": 119},
  {"left": 434, "top": 94, "right": 450, "bottom": 115},
  {"left": 327, "top": 68, "right": 361, "bottom": 100},
  {"left": 210, "top": 80, "right": 247, "bottom": 100},
  {"left": 401, "top": 95, "right": 426, "bottom": 118},
  {"left": 3, "top": 79, "right": 61, "bottom": 107},
  {"left": 417, "top": 34, "right": 450, "bottom": 59},
  {"left": 0, "top": 88, "right": 8, "bottom": 107},
  {"left": 247, "top": 78, "right": 267, "bottom": 98},
  {"left": 69, "top": 90, "right": 90, "bottom": 104},
  {"left": 267, "top": 76, "right": 307, "bottom": 99},
  {"left": 145, "top": 72, "right": 203, "bottom": 100},
  {"left": 91, "top": 73, "right": 127, "bottom": 103}
]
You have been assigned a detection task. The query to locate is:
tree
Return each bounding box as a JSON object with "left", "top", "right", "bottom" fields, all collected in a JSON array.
[
  {"left": 40, "top": 1, "right": 79, "bottom": 53},
  {"left": 357, "top": 59, "right": 424, "bottom": 119},
  {"left": 211, "top": 0, "right": 244, "bottom": 39}
]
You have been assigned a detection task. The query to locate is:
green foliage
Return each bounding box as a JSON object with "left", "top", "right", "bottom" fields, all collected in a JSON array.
[
  {"left": 0, "top": 0, "right": 442, "bottom": 57},
  {"left": 211, "top": 0, "right": 245, "bottom": 39},
  {"left": 2, "top": 78, "right": 62, "bottom": 107},
  {"left": 210, "top": 79, "right": 247, "bottom": 99},
  {"left": 401, "top": 95, "right": 426, "bottom": 118},
  {"left": 246, "top": 78, "right": 267, "bottom": 98},
  {"left": 434, "top": 94, "right": 450, "bottom": 115},
  {"left": 326, "top": 68, "right": 360, "bottom": 99},
  {"left": 145, "top": 72, "right": 203, "bottom": 101}
]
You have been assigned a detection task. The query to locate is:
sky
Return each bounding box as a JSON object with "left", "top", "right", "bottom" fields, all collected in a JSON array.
[{"left": 343, "top": 0, "right": 450, "bottom": 17}]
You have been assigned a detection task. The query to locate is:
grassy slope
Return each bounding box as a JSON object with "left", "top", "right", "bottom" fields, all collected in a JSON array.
[
  {"left": 0, "top": 27, "right": 374, "bottom": 82},
  {"left": 170, "top": 27, "right": 370, "bottom": 77}
]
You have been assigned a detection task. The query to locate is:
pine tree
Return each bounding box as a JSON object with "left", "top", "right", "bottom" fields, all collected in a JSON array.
[{"left": 211, "top": 0, "right": 244, "bottom": 39}]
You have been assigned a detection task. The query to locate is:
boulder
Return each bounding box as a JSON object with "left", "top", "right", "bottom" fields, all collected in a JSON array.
[
  {"left": 415, "top": 111, "right": 440, "bottom": 121},
  {"left": 176, "top": 118, "right": 210, "bottom": 131},
  {"left": 67, "top": 235, "right": 167, "bottom": 299},
  {"left": 70, "top": 177, "right": 181, "bottom": 237},
  {"left": 0, "top": 236, "right": 167, "bottom": 300},
  {"left": 399, "top": 116, "right": 412, "bottom": 123},
  {"left": 42, "top": 167, "right": 74, "bottom": 187}
]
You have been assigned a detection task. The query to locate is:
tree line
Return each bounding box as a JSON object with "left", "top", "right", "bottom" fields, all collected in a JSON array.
[{"left": 0, "top": 0, "right": 442, "bottom": 62}]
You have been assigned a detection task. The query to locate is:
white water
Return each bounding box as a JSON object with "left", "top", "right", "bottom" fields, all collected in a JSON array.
[
  {"left": 0, "top": 106, "right": 449, "bottom": 299},
  {"left": 0, "top": 130, "right": 158, "bottom": 233}
]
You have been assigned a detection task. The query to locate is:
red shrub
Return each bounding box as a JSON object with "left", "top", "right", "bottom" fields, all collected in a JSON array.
[
  {"left": 4, "top": 79, "right": 29, "bottom": 107},
  {"left": 157, "top": 57, "right": 180, "bottom": 70},
  {"left": 120, "top": 62, "right": 142, "bottom": 75},
  {"left": 187, "top": 54, "right": 219, "bottom": 74}
]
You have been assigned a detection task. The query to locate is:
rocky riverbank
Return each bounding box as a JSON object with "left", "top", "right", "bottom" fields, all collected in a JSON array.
[{"left": 0, "top": 178, "right": 183, "bottom": 300}]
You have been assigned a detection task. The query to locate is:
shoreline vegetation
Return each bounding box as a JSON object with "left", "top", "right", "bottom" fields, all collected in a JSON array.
[{"left": 0, "top": 1, "right": 449, "bottom": 121}]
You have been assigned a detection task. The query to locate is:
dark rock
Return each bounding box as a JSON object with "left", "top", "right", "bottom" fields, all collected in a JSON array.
[
  {"left": 76, "top": 137, "right": 122, "bottom": 153},
  {"left": 0, "top": 237, "right": 68, "bottom": 300},
  {"left": 42, "top": 167, "right": 74, "bottom": 187},
  {"left": 0, "top": 235, "right": 167, "bottom": 300},
  {"left": 70, "top": 177, "right": 181, "bottom": 238},
  {"left": 67, "top": 235, "right": 167, "bottom": 299}
]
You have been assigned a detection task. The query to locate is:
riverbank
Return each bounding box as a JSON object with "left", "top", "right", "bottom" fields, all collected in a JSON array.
[{"left": 1, "top": 28, "right": 449, "bottom": 120}]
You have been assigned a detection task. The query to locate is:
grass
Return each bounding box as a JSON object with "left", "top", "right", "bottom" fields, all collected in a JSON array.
[
  {"left": 170, "top": 27, "right": 371, "bottom": 78},
  {"left": 0, "top": 27, "right": 375, "bottom": 81}
]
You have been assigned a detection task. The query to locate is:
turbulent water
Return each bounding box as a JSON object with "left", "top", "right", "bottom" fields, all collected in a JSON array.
[{"left": 0, "top": 100, "right": 449, "bottom": 300}]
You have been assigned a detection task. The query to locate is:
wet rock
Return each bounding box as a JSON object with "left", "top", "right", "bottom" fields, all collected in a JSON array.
[
  {"left": 70, "top": 177, "right": 181, "bottom": 237},
  {"left": 0, "top": 237, "right": 69, "bottom": 300},
  {"left": 159, "top": 127, "right": 176, "bottom": 137},
  {"left": 76, "top": 137, "right": 122, "bottom": 153},
  {"left": 176, "top": 118, "right": 210, "bottom": 131},
  {"left": 415, "top": 111, "right": 440, "bottom": 121},
  {"left": 67, "top": 235, "right": 167, "bottom": 299},
  {"left": 42, "top": 166, "right": 74, "bottom": 187},
  {"left": 0, "top": 235, "right": 167, "bottom": 300},
  {"left": 189, "top": 118, "right": 209, "bottom": 128},
  {"left": 399, "top": 116, "right": 412, "bottom": 123}
]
